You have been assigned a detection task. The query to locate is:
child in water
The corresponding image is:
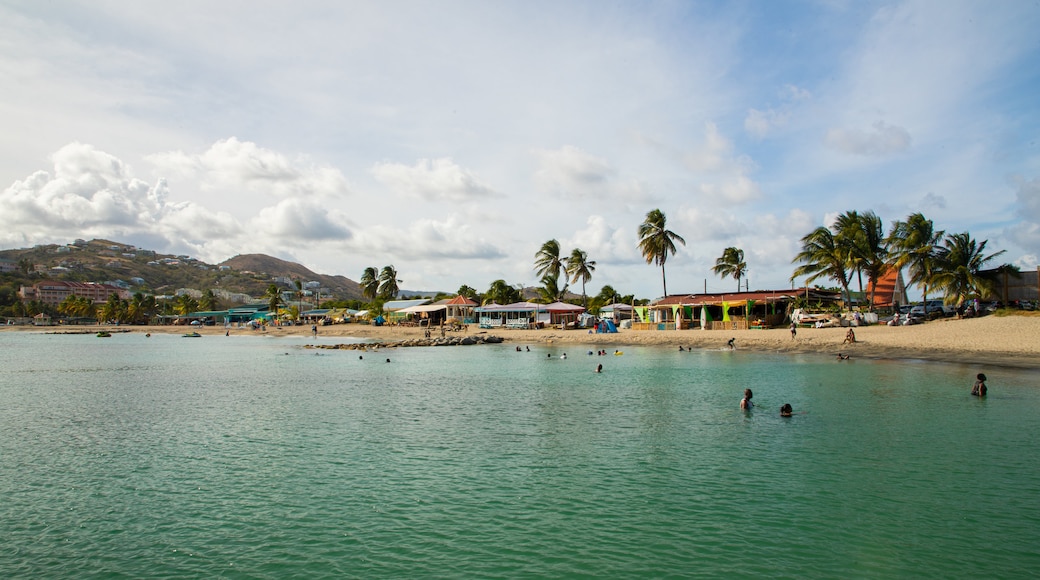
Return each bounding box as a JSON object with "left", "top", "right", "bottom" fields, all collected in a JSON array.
[{"left": 740, "top": 389, "right": 753, "bottom": 410}]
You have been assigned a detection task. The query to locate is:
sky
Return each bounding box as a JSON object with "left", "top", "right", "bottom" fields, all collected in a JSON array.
[{"left": 2, "top": 0, "right": 1039, "bottom": 300}]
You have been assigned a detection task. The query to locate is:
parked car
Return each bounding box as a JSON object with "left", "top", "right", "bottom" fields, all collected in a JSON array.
[{"left": 909, "top": 300, "right": 955, "bottom": 317}]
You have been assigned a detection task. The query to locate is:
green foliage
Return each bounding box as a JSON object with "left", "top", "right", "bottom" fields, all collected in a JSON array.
[
  {"left": 712, "top": 247, "right": 747, "bottom": 292},
  {"left": 637, "top": 209, "right": 685, "bottom": 297}
]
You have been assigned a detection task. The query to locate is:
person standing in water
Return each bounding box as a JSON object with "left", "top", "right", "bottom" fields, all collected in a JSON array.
[
  {"left": 971, "top": 373, "right": 988, "bottom": 396},
  {"left": 780, "top": 403, "right": 793, "bottom": 417},
  {"left": 740, "top": 388, "right": 754, "bottom": 410}
]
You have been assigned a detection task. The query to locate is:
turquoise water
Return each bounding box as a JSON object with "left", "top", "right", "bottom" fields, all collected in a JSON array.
[{"left": 1, "top": 332, "right": 1039, "bottom": 578}]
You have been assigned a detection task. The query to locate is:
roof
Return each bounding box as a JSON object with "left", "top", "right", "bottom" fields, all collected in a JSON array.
[
  {"left": 600, "top": 303, "right": 633, "bottom": 311},
  {"left": 544, "top": 301, "right": 585, "bottom": 312},
  {"left": 399, "top": 304, "right": 448, "bottom": 314},
  {"left": 651, "top": 288, "right": 839, "bottom": 307},
  {"left": 867, "top": 267, "right": 903, "bottom": 308},
  {"left": 476, "top": 301, "right": 543, "bottom": 313},
  {"left": 446, "top": 295, "right": 478, "bottom": 306},
  {"left": 383, "top": 298, "right": 430, "bottom": 311}
]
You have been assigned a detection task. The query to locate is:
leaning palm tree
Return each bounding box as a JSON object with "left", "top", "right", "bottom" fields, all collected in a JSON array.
[
  {"left": 930, "top": 232, "right": 1006, "bottom": 306},
  {"left": 359, "top": 267, "right": 379, "bottom": 300},
  {"left": 534, "top": 239, "right": 563, "bottom": 280},
  {"left": 377, "top": 265, "right": 400, "bottom": 299},
  {"left": 712, "top": 247, "right": 747, "bottom": 292},
  {"left": 887, "top": 212, "right": 944, "bottom": 308},
  {"left": 565, "top": 248, "right": 596, "bottom": 307},
  {"left": 637, "top": 209, "right": 686, "bottom": 297},
  {"left": 791, "top": 226, "right": 853, "bottom": 308}
]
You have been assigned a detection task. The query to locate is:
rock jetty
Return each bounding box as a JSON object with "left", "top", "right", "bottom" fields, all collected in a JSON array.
[{"left": 305, "top": 334, "right": 504, "bottom": 350}]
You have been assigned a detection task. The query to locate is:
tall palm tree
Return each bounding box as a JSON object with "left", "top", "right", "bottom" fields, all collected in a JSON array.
[
  {"left": 712, "top": 247, "right": 747, "bottom": 292},
  {"left": 534, "top": 239, "right": 563, "bottom": 280},
  {"left": 565, "top": 248, "right": 596, "bottom": 307},
  {"left": 378, "top": 265, "right": 400, "bottom": 299},
  {"left": 887, "top": 213, "right": 944, "bottom": 307},
  {"left": 637, "top": 209, "right": 686, "bottom": 297},
  {"left": 833, "top": 211, "right": 864, "bottom": 292},
  {"left": 791, "top": 226, "right": 852, "bottom": 308},
  {"left": 843, "top": 211, "right": 888, "bottom": 311},
  {"left": 264, "top": 284, "right": 282, "bottom": 318},
  {"left": 931, "top": 232, "right": 1006, "bottom": 306},
  {"left": 359, "top": 267, "right": 379, "bottom": 301},
  {"left": 174, "top": 293, "right": 198, "bottom": 316}
]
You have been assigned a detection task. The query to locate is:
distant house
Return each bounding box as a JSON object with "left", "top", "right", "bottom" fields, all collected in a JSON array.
[
  {"left": 383, "top": 298, "right": 431, "bottom": 324},
  {"left": 0, "top": 258, "right": 18, "bottom": 273}
]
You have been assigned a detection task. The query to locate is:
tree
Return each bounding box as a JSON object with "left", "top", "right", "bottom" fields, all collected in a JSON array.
[
  {"left": 637, "top": 209, "right": 686, "bottom": 297},
  {"left": 265, "top": 284, "right": 282, "bottom": 318},
  {"left": 931, "top": 232, "right": 1006, "bottom": 305},
  {"left": 536, "top": 272, "right": 569, "bottom": 303},
  {"left": 17, "top": 258, "right": 33, "bottom": 276},
  {"left": 993, "top": 263, "right": 1022, "bottom": 305},
  {"left": 564, "top": 248, "right": 596, "bottom": 307},
  {"left": 534, "top": 239, "right": 563, "bottom": 280},
  {"left": 887, "top": 213, "right": 944, "bottom": 308},
  {"left": 484, "top": 279, "right": 521, "bottom": 305},
  {"left": 712, "top": 247, "right": 747, "bottom": 292},
  {"left": 838, "top": 211, "right": 888, "bottom": 311},
  {"left": 174, "top": 293, "right": 199, "bottom": 316},
  {"left": 457, "top": 284, "right": 479, "bottom": 301},
  {"left": 791, "top": 226, "right": 853, "bottom": 308},
  {"left": 378, "top": 265, "right": 400, "bottom": 299},
  {"left": 359, "top": 267, "right": 379, "bottom": 301},
  {"left": 198, "top": 289, "right": 218, "bottom": 311}
]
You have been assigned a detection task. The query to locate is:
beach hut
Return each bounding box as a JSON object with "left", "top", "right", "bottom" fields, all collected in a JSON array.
[
  {"left": 445, "top": 295, "right": 478, "bottom": 324},
  {"left": 544, "top": 301, "right": 585, "bottom": 328},
  {"left": 475, "top": 302, "right": 543, "bottom": 329}
]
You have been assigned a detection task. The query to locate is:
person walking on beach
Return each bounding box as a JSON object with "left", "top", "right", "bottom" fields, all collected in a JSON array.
[
  {"left": 727, "top": 337, "right": 735, "bottom": 349},
  {"left": 971, "top": 373, "right": 988, "bottom": 397},
  {"left": 740, "top": 388, "right": 754, "bottom": 410},
  {"left": 790, "top": 321, "right": 797, "bottom": 339}
]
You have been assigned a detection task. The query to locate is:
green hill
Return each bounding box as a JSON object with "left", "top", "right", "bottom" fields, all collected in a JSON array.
[{"left": 0, "top": 239, "right": 363, "bottom": 301}]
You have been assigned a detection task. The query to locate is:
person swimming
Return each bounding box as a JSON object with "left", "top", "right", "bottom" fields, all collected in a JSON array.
[
  {"left": 780, "top": 403, "right": 793, "bottom": 417},
  {"left": 595, "top": 364, "right": 603, "bottom": 373},
  {"left": 971, "top": 373, "right": 988, "bottom": 396},
  {"left": 740, "top": 388, "right": 754, "bottom": 410}
]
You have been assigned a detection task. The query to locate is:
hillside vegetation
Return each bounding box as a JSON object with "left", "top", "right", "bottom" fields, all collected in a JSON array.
[{"left": 0, "top": 239, "right": 363, "bottom": 301}]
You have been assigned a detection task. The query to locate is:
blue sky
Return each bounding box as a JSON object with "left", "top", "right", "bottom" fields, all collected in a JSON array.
[{"left": 2, "top": 0, "right": 1038, "bottom": 299}]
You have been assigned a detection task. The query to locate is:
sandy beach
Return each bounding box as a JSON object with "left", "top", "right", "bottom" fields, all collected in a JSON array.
[{"left": 15, "top": 314, "right": 1040, "bottom": 370}]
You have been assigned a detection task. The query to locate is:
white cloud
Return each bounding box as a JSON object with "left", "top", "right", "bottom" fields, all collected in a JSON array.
[
  {"left": 147, "top": 138, "right": 351, "bottom": 199},
  {"left": 744, "top": 108, "right": 789, "bottom": 139},
  {"left": 533, "top": 146, "right": 615, "bottom": 199},
  {"left": 1007, "top": 177, "right": 1040, "bottom": 258},
  {"left": 563, "top": 215, "right": 641, "bottom": 264},
  {"left": 370, "top": 158, "right": 498, "bottom": 201},
  {"left": 353, "top": 216, "right": 507, "bottom": 261},
  {"left": 825, "top": 121, "right": 912, "bottom": 157},
  {"left": 250, "top": 198, "right": 352, "bottom": 243}
]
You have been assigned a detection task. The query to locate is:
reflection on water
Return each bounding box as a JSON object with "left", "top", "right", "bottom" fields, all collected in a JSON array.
[{"left": 1, "top": 332, "right": 1039, "bottom": 578}]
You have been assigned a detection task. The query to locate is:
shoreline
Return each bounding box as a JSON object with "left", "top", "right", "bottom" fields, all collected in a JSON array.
[{"left": 7, "top": 314, "right": 1040, "bottom": 370}]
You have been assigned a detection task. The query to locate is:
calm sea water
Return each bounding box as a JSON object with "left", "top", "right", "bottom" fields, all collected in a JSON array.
[{"left": 1, "top": 331, "right": 1039, "bottom": 578}]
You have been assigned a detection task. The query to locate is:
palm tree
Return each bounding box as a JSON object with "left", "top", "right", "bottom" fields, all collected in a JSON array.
[
  {"left": 791, "top": 226, "right": 853, "bottom": 308},
  {"left": 931, "top": 232, "right": 1006, "bottom": 306},
  {"left": 537, "top": 273, "right": 569, "bottom": 303},
  {"left": 264, "top": 284, "right": 282, "bottom": 318},
  {"left": 564, "top": 248, "right": 596, "bottom": 307},
  {"left": 887, "top": 213, "right": 944, "bottom": 307},
  {"left": 841, "top": 211, "right": 888, "bottom": 311},
  {"left": 198, "top": 289, "right": 218, "bottom": 311},
  {"left": 637, "top": 209, "right": 686, "bottom": 297},
  {"left": 174, "top": 293, "right": 198, "bottom": 316},
  {"left": 359, "top": 267, "right": 379, "bottom": 300},
  {"left": 378, "top": 265, "right": 400, "bottom": 299},
  {"left": 712, "top": 247, "right": 747, "bottom": 292},
  {"left": 534, "top": 239, "right": 563, "bottom": 280}
]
